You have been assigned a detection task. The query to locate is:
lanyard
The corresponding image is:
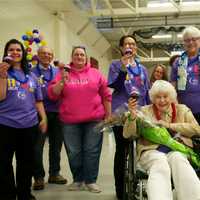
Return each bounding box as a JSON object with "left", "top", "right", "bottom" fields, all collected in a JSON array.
[
  {"left": 36, "top": 64, "right": 53, "bottom": 82},
  {"left": 8, "top": 69, "right": 29, "bottom": 84}
]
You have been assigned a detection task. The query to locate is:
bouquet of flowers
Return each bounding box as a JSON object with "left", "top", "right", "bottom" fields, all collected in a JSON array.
[{"left": 135, "top": 111, "right": 200, "bottom": 167}]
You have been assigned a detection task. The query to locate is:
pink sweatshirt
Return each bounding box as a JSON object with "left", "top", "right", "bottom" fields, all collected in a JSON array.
[{"left": 48, "top": 63, "right": 112, "bottom": 124}]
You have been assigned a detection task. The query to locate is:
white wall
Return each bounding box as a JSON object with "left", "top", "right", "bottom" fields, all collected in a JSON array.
[{"left": 0, "top": 0, "right": 112, "bottom": 76}]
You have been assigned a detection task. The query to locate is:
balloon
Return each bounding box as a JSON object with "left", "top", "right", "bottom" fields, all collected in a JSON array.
[
  {"left": 26, "top": 31, "right": 32, "bottom": 37},
  {"left": 33, "top": 33, "right": 39, "bottom": 38},
  {"left": 41, "top": 40, "right": 47, "bottom": 46},
  {"left": 34, "top": 38, "right": 40, "bottom": 43},
  {"left": 22, "top": 35, "right": 28, "bottom": 41},
  {"left": 26, "top": 54, "right": 33, "bottom": 60},
  {"left": 32, "top": 55, "right": 38, "bottom": 61},
  {"left": 32, "top": 60, "right": 38, "bottom": 65},
  {"left": 32, "top": 29, "right": 39, "bottom": 34},
  {"left": 26, "top": 47, "right": 32, "bottom": 52},
  {"left": 24, "top": 41, "right": 29, "bottom": 47}
]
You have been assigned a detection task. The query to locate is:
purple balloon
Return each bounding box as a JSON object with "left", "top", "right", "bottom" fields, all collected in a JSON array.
[
  {"left": 34, "top": 38, "right": 41, "bottom": 43},
  {"left": 32, "top": 55, "right": 38, "bottom": 61}
]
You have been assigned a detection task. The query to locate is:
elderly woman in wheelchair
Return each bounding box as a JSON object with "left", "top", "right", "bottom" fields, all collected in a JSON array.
[{"left": 123, "top": 80, "right": 200, "bottom": 200}]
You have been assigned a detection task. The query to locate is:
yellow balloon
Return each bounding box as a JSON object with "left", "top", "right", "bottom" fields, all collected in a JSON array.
[
  {"left": 24, "top": 41, "right": 29, "bottom": 47},
  {"left": 32, "top": 60, "right": 38, "bottom": 65},
  {"left": 26, "top": 54, "right": 33, "bottom": 60},
  {"left": 41, "top": 40, "right": 47, "bottom": 46},
  {"left": 26, "top": 31, "right": 32, "bottom": 37}
]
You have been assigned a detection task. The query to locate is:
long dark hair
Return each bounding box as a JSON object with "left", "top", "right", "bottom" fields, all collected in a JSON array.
[
  {"left": 150, "top": 64, "right": 168, "bottom": 84},
  {"left": 2, "top": 39, "right": 29, "bottom": 74}
]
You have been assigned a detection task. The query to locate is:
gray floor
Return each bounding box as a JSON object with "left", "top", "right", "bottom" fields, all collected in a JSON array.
[{"left": 32, "top": 133, "right": 117, "bottom": 200}]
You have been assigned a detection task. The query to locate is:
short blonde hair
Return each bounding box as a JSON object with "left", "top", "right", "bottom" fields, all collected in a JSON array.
[
  {"left": 182, "top": 26, "right": 200, "bottom": 39},
  {"left": 149, "top": 80, "right": 177, "bottom": 103}
]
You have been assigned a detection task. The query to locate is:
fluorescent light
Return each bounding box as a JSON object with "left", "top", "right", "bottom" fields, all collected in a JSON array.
[
  {"left": 171, "top": 51, "right": 183, "bottom": 56},
  {"left": 152, "top": 34, "right": 172, "bottom": 39},
  {"left": 147, "top": 2, "right": 172, "bottom": 8},
  {"left": 177, "top": 34, "right": 183, "bottom": 38},
  {"left": 183, "top": 2, "right": 200, "bottom": 6},
  {"left": 148, "top": 1, "right": 200, "bottom": 8}
]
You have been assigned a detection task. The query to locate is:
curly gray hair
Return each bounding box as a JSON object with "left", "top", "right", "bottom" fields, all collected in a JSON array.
[{"left": 149, "top": 80, "right": 177, "bottom": 103}]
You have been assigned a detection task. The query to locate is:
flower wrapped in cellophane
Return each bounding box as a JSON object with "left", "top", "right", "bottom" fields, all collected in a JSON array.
[{"left": 134, "top": 110, "right": 200, "bottom": 167}]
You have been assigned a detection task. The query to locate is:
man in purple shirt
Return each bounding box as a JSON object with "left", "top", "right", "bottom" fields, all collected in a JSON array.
[{"left": 31, "top": 46, "right": 67, "bottom": 190}]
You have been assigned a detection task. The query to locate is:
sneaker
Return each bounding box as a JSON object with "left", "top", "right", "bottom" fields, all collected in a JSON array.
[
  {"left": 48, "top": 175, "right": 67, "bottom": 184},
  {"left": 85, "top": 183, "right": 101, "bottom": 193},
  {"left": 67, "top": 182, "right": 85, "bottom": 191},
  {"left": 33, "top": 178, "right": 45, "bottom": 190}
]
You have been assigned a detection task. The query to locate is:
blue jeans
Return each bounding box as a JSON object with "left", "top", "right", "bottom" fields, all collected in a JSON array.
[
  {"left": 33, "top": 112, "right": 63, "bottom": 179},
  {"left": 62, "top": 121, "right": 103, "bottom": 184}
]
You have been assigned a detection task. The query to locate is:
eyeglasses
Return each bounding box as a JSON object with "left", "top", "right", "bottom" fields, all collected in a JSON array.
[{"left": 184, "top": 37, "right": 200, "bottom": 43}]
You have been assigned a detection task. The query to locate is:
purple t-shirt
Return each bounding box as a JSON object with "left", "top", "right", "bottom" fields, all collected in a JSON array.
[
  {"left": 108, "top": 60, "right": 150, "bottom": 112},
  {"left": 0, "top": 69, "right": 43, "bottom": 128},
  {"left": 31, "top": 64, "right": 59, "bottom": 112},
  {"left": 171, "top": 55, "right": 200, "bottom": 113}
]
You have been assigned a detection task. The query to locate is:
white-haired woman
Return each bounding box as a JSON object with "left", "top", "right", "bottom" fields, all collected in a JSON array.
[
  {"left": 124, "top": 80, "right": 200, "bottom": 200},
  {"left": 171, "top": 26, "right": 200, "bottom": 125}
]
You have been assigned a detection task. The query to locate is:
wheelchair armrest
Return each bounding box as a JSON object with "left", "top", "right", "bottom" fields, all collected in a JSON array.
[{"left": 136, "top": 169, "right": 148, "bottom": 179}]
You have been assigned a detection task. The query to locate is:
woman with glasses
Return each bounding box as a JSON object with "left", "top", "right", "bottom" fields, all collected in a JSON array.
[
  {"left": 0, "top": 39, "right": 47, "bottom": 200},
  {"left": 48, "top": 46, "right": 111, "bottom": 193},
  {"left": 107, "top": 35, "right": 150, "bottom": 200},
  {"left": 171, "top": 26, "right": 200, "bottom": 124}
]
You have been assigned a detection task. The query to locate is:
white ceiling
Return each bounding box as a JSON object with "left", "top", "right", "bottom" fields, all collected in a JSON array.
[
  {"left": 1, "top": 0, "right": 200, "bottom": 63},
  {"left": 72, "top": 0, "right": 200, "bottom": 62}
]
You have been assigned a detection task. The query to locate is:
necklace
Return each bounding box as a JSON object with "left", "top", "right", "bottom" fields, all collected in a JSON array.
[
  {"left": 127, "top": 59, "right": 142, "bottom": 77},
  {"left": 36, "top": 65, "right": 53, "bottom": 82},
  {"left": 8, "top": 69, "right": 29, "bottom": 84},
  {"left": 153, "top": 103, "right": 176, "bottom": 123}
]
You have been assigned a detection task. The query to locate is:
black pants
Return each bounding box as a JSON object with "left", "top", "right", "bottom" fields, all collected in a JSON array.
[
  {"left": 113, "top": 126, "right": 130, "bottom": 199},
  {"left": 0, "top": 124, "right": 38, "bottom": 200},
  {"left": 34, "top": 112, "right": 63, "bottom": 179}
]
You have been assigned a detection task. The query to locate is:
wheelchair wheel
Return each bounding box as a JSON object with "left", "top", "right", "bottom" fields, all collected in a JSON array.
[{"left": 123, "top": 140, "right": 138, "bottom": 200}]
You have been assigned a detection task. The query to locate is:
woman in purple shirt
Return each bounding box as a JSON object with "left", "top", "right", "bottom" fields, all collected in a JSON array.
[
  {"left": 107, "top": 35, "right": 150, "bottom": 200},
  {"left": 0, "top": 39, "right": 47, "bottom": 200},
  {"left": 171, "top": 26, "right": 200, "bottom": 124}
]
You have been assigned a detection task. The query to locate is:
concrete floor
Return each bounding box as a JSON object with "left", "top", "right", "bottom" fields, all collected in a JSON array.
[{"left": 32, "top": 133, "right": 117, "bottom": 200}]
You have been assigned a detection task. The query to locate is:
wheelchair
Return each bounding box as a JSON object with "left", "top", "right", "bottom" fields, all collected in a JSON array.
[
  {"left": 123, "top": 139, "right": 148, "bottom": 200},
  {"left": 123, "top": 136, "right": 200, "bottom": 200}
]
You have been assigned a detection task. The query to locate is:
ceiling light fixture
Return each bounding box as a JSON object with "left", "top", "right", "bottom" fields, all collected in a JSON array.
[{"left": 152, "top": 34, "right": 172, "bottom": 39}]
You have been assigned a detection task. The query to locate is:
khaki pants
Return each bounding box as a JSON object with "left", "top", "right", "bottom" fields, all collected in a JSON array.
[{"left": 139, "top": 150, "right": 200, "bottom": 200}]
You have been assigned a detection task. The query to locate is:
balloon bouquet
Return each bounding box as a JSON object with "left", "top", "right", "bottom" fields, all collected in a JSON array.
[{"left": 21, "top": 29, "right": 47, "bottom": 67}]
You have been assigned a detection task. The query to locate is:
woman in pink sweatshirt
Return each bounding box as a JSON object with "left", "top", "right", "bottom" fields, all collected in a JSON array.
[{"left": 48, "top": 46, "right": 111, "bottom": 193}]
